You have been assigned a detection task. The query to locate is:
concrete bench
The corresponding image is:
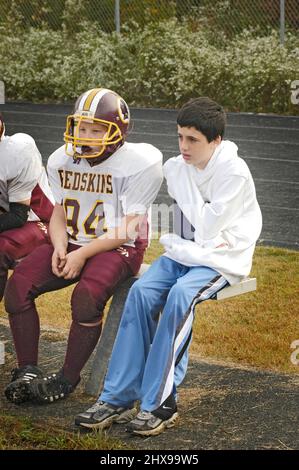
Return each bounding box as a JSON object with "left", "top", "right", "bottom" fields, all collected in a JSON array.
[{"left": 85, "top": 263, "right": 257, "bottom": 396}]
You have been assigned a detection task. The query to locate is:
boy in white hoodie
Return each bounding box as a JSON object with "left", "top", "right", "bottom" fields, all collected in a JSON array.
[{"left": 75, "top": 97, "right": 262, "bottom": 436}]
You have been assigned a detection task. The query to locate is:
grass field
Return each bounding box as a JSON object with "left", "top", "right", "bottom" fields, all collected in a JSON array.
[
  {"left": 1, "top": 242, "right": 298, "bottom": 374},
  {"left": 0, "top": 414, "right": 132, "bottom": 450}
]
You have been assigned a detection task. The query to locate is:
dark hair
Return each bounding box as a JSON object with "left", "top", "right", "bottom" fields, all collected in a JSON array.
[{"left": 177, "top": 97, "right": 226, "bottom": 142}]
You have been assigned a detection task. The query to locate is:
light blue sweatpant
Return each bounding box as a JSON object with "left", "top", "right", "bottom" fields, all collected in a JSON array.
[{"left": 99, "top": 255, "right": 227, "bottom": 412}]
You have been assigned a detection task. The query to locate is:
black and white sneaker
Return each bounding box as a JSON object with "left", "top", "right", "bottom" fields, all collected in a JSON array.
[
  {"left": 4, "top": 365, "right": 43, "bottom": 404},
  {"left": 75, "top": 401, "right": 137, "bottom": 430},
  {"left": 29, "top": 370, "right": 78, "bottom": 404},
  {"left": 126, "top": 394, "right": 178, "bottom": 436}
]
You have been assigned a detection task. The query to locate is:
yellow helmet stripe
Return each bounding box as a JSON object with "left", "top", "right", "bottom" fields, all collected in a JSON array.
[{"left": 83, "top": 88, "right": 103, "bottom": 111}]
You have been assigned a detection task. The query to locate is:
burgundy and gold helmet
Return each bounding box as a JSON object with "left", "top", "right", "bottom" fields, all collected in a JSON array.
[
  {"left": 64, "top": 88, "right": 130, "bottom": 161},
  {"left": 0, "top": 113, "right": 5, "bottom": 141}
]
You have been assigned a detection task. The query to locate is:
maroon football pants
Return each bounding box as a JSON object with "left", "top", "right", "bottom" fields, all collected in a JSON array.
[
  {"left": 0, "top": 221, "right": 50, "bottom": 301},
  {"left": 5, "top": 241, "right": 144, "bottom": 382}
]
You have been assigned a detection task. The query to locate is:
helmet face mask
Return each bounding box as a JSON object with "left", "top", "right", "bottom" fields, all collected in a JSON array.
[
  {"left": 65, "top": 114, "right": 122, "bottom": 159},
  {"left": 64, "top": 88, "right": 130, "bottom": 161}
]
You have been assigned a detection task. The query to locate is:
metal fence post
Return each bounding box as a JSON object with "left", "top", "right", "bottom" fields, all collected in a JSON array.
[
  {"left": 115, "top": 0, "right": 120, "bottom": 34},
  {"left": 0, "top": 81, "right": 5, "bottom": 104},
  {"left": 280, "top": 0, "right": 285, "bottom": 45}
]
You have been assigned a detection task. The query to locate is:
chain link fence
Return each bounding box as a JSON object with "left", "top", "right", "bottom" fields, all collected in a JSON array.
[{"left": 0, "top": 0, "right": 298, "bottom": 38}]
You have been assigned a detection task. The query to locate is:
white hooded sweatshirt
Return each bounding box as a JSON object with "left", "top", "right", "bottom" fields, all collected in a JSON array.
[{"left": 160, "top": 140, "right": 262, "bottom": 285}]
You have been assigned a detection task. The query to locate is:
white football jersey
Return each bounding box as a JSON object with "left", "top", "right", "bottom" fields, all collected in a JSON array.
[
  {"left": 47, "top": 142, "right": 163, "bottom": 246},
  {"left": 0, "top": 133, "right": 54, "bottom": 222}
]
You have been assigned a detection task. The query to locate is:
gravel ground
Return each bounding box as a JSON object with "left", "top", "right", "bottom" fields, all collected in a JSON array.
[{"left": 1, "top": 321, "right": 298, "bottom": 450}]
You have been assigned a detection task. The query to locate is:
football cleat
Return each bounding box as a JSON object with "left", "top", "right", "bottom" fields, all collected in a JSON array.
[
  {"left": 29, "top": 370, "right": 78, "bottom": 404},
  {"left": 4, "top": 365, "right": 43, "bottom": 404}
]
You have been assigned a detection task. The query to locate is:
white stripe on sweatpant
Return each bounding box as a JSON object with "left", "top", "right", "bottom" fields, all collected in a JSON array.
[{"left": 160, "top": 276, "right": 228, "bottom": 404}]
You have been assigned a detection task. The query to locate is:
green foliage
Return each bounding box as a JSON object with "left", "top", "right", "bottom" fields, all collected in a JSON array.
[
  {"left": 217, "top": 31, "right": 299, "bottom": 113},
  {"left": 1, "top": 0, "right": 298, "bottom": 34},
  {"left": 0, "top": 19, "right": 298, "bottom": 114},
  {"left": 191, "top": 0, "right": 299, "bottom": 37}
]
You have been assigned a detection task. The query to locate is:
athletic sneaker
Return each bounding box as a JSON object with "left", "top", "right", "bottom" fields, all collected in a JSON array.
[
  {"left": 4, "top": 365, "right": 43, "bottom": 404},
  {"left": 75, "top": 401, "right": 137, "bottom": 430},
  {"left": 126, "top": 394, "right": 178, "bottom": 436},
  {"left": 29, "top": 370, "right": 78, "bottom": 404}
]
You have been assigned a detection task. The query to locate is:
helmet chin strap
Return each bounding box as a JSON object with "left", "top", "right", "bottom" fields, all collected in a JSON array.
[
  {"left": 86, "top": 146, "right": 118, "bottom": 167},
  {"left": 73, "top": 144, "right": 105, "bottom": 160},
  {"left": 80, "top": 141, "right": 124, "bottom": 166}
]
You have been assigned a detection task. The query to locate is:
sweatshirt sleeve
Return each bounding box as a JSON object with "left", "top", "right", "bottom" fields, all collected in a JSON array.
[{"left": 192, "top": 175, "right": 247, "bottom": 243}]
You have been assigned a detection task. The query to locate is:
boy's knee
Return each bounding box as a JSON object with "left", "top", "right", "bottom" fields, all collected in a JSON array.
[
  {"left": 0, "top": 251, "right": 12, "bottom": 269},
  {"left": 129, "top": 278, "right": 148, "bottom": 297},
  {"left": 170, "top": 282, "right": 186, "bottom": 297},
  {"left": 0, "top": 237, "right": 10, "bottom": 252},
  {"left": 4, "top": 272, "right": 33, "bottom": 315},
  {"left": 0, "top": 238, "right": 19, "bottom": 273},
  {"left": 168, "top": 282, "right": 186, "bottom": 302},
  {"left": 0, "top": 239, "right": 14, "bottom": 263},
  {"left": 72, "top": 307, "right": 102, "bottom": 325},
  {"left": 71, "top": 283, "right": 103, "bottom": 324}
]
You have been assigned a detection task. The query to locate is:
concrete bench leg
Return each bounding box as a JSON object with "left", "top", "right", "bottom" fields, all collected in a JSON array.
[{"left": 84, "top": 276, "right": 137, "bottom": 397}]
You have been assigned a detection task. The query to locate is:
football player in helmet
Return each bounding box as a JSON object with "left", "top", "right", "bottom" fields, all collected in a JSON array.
[
  {"left": 0, "top": 112, "right": 54, "bottom": 303},
  {"left": 64, "top": 86, "right": 130, "bottom": 164},
  {"left": 4, "top": 88, "right": 163, "bottom": 405}
]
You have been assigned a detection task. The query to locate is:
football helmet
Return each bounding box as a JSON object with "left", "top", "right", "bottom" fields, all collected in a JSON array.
[
  {"left": 64, "top": 88, "right": 130, "bottom": 161},
  {"left": 0, "top": 113, "right": 5, "bottom": 141}
]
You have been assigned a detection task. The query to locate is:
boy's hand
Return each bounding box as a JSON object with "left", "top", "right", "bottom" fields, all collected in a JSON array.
[
  {"left": 60, "top": 249, "right": 87, "bottom": 279},
  {"left": 52, "top": 247, "right": 67, "bottom": 277}
]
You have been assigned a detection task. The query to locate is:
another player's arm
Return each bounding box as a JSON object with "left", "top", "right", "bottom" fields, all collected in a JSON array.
[
  {"left": 49, "top": 203, "right": 69, "bottom": 277},
  {"left": 0, "top": 199, "right": 30, "bottom": 233},
  {"left": 1, "top": 138, "right": 43, "bottom": 234},
  {"left": 60, "top": 213, "right": 142, "bottom": 280}
]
